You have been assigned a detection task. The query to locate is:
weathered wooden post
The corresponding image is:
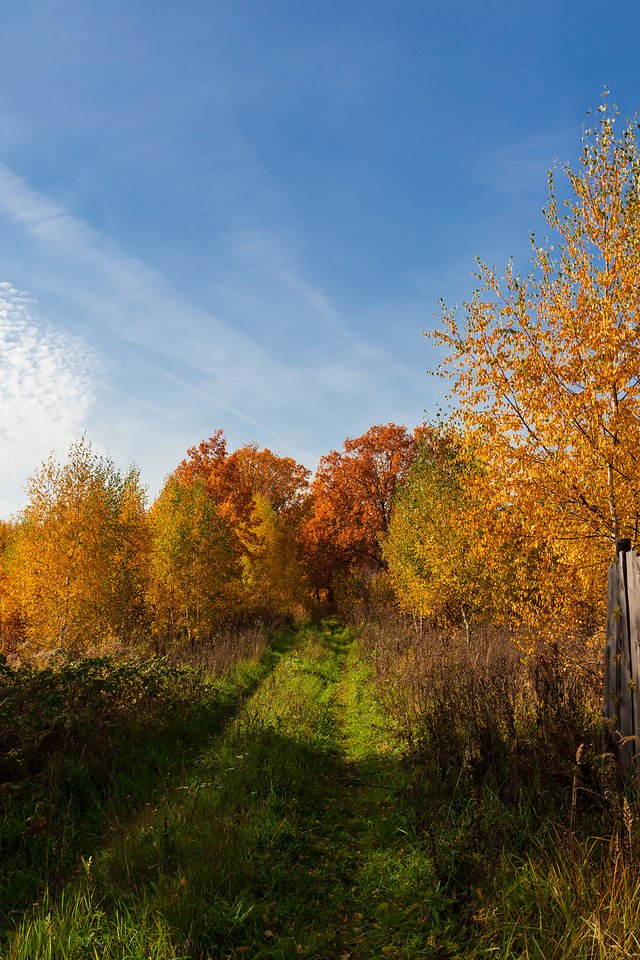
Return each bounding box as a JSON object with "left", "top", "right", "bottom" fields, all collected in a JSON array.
[{"left": 604, "top": 538, "right": 640, "bottom": 777}]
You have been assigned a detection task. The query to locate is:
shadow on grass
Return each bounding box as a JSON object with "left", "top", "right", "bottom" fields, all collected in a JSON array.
[
  {"left": 0, "top": 635, "right": 294, "bottom": 939},
  {"left": 32, "top": 726, "right": 447, "bottom": 958},
  {"left": 6, "top": 622, "right": 457, "bottom": 959}
]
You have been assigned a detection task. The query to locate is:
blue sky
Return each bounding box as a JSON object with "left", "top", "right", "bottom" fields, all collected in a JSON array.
[{"left": 1, "top": 0, "right": 638, "bottom": 515}]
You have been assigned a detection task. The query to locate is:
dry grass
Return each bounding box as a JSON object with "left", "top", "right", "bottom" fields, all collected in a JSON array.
[
  {"left": 357, "top": 609, "right": 605, "bottom": 804},
  {"left": 351, "top": 609, "right": 640, "bottom": 957}
]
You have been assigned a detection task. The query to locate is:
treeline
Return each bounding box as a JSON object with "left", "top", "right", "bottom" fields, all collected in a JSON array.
[
  {"left": 0, "top": 424, "right": 435, "bottom": 656},
  {"left": 0, "top": 433, "right": 303, "bottom": 655},
  {"left": 0, "top": 412, "right": 613, "bottom": 660},
  {"left": 2, "top": 101, "right": 639, "bottom": 659}
]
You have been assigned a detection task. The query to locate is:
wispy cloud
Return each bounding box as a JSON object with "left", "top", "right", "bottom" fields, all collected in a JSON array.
[
  {"left": 0, "top": 162, "right": 298, "bottom": 425},
  {"left": 0, "top": 283, "right": 98, "bottom": 516},
  {"left": 0, "top": 161, "right": 429, "bottom": 508},
  {"left": 0, "top": 160, "right": 408, "bottom": 387}
]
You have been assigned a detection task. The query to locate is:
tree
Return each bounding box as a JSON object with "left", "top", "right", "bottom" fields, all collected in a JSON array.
[
  {"left": 226, "top": 444, "right": 310, "bottom": 516},
  {"left": 384, "top": 433, "right": 517, "bottom": 636},
  {"left": 301, "top": 424, "right": 420, "bottom": 599},
  {"left": 0, "top": 520, "right": 21, "bottom": 651},
  {"left": 174, "top": 430, "right": 245, "bottom": 528},
  {"left": 148, "top": 477, "right": 239, "bottom": 648},
  {"left": 10, "top": 439, "right": 149, "bottom": 652},
  {"left": 434, "top": 99, "right": 640, "bottom": 628},
  {"left": 163, "top": 433, "right": 310, "bottom": 624},
  {"left": 240, "top": 495, "right": 306, "bottom": 618},
  {"left": 174, "top": 431, "right": 310, "bottom": 558}
]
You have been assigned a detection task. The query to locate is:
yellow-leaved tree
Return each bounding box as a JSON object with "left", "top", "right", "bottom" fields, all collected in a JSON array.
[
  {"left": 383, "top": 438, "right": 493, "bottom": 635},
  {"left": 435, "top": 98, "right": 640, "bottom": 634},
  {"left": 0, "top": 520, "right": 21, "bottom": 652},
  {"left": 240, "top": 494, "right": 306, "bottom": 618},
  {"left": 148, "top": 476, "right": 240, "bottom": 649},
  {"left": 10, "top": 438, "right": 149, "bottom": 653}
]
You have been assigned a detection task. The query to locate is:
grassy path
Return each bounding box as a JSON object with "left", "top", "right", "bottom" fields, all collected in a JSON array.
[{"left": 5, "top": 623, "right": 460, "bottom": 960}]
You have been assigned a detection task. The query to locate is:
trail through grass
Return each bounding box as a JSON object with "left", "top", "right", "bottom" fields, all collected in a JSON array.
[{"left": 5, "top": 622, "right": 463, "bottom": 959}]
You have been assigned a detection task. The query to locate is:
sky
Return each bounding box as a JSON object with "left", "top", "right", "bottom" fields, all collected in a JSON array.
[{"left": 1, "top": 0, "right": 639, "bottom": 516}]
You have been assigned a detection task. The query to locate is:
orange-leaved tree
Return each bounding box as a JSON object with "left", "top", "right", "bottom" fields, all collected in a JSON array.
[
  {"left": 175, "top": 432, "right": 309, "bottom": 533},
  {"left": 434, "top": 97, "right": 640, "bottom": 631},
  {"left": 169, "top": 431, "right": 310, "bottom": 618},
  {"left": 301, "top": 423, "right": 421, "bottom": 601},
  {"left": 226, "top": 444, "right": 310, "bottom": 517},
  {"left": 174, "top": 430, "right": 244, "bottom": 527}
]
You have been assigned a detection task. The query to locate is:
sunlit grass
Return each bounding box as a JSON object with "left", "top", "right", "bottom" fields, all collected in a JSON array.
[
  {"left": 5, "top": 622, "right": 463, "bottom": 959},
  {"left": 8, "top": 613, "right": 637, "bottom": 959}
]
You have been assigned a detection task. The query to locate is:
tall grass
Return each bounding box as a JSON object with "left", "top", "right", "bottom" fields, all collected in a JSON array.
[
  {"left": 5, "top": 624, "right": 359, "bottom": 959},
  {"left": 356, "top": 609, "right": 640, "bottom": 958},
  {"left": 4, "top": 622, "right": 473, "bottom": 959}
]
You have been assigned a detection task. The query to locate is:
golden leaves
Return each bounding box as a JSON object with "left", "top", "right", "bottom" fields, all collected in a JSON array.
[{"left": 429, "top": 107, "right": 640, "bottom": 631}]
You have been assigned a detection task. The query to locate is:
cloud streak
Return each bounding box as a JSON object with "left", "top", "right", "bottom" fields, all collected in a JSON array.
[
  {"left": 0, "top": 163, "right": 294, "bottom": 399},
  {"left": 0, "top": 160, "right": 430, "bottom": 510},
  {"left": 0, "top": 162, "right": 412, "bottom": 385}
]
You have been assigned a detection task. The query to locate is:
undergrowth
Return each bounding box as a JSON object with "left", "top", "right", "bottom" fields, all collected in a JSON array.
[
  {"left": 5, "top": 612, "right": 640, "bottom": 958},
  {"left": 0, "top": 625, "right": 269, "bottom": 938},
  {"left": 357, "top": 609, "right": 640, "bottom": 958},
  {"left": 3, "top": 621, "right": 463, "bottom": 959}
]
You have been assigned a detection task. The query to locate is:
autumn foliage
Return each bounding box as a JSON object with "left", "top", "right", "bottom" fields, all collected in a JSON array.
[
  {"left": 2, "top": 99, "right": 640, "bottom": 656},
  {"left": 3, "top": 440, "right": 149, "bottom": 653},
  {"left": 431, "top": 99, "right": 640, "bottom": 635},
  {"left": 301, "top": 424, "right": 420, "bottom": 601}
]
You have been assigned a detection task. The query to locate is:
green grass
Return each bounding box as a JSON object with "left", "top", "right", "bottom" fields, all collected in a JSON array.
[
  {"left": 4, "top": 621, "right": 468, "bottom": 959},
  {"left": 0, "top": 640, "right": 271, "bottom": 941},
  {"left": 9, "top": 616, "right": 631, "bottom": 959}
]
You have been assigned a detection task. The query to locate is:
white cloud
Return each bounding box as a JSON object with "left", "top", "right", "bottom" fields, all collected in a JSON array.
[
  {"left": 0, "top": 283, "right": 98, "bottom": 516},
  {"left": 0, "top": 163, "right": 288, "bottom": 380}
]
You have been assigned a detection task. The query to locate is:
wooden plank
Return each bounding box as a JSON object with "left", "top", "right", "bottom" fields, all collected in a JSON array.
[
  {"left": 604, "top": 560, "right": 618, "bottom": 723},
  {"left": 618, "top": 550, "right": 635, "bottom": 774},
  {"left": 615, "top": 562, "right": 623, "bottom": 725},
  {"left": 626, "top": 550, "right": 640, "bottom": 781}
]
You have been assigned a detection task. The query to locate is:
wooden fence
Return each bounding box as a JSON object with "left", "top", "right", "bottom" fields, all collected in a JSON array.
[{"left": 605, "top": 538, "right": 640, "bottom": 775}]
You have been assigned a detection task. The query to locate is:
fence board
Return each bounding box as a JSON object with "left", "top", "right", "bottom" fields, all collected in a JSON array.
[
  {"left": 617, "top": 549, "right": 635, "bottom": 772},
  {"left": 604, "top": 561, "right": 618, "bottom": 724},
  {"left": 605, "top": 542, "right": 640, "bottom": 777},
  {"left": 627, "top": 550, "right": 640, "bottom": 778}
]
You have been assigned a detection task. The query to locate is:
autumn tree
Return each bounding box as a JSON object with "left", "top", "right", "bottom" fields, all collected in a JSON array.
[
  {"left": 435, "top": 98, "right": 640, "bottom": 629},
  {"left": 175, "top": 431, "right": 243, "bottom": 526},
  {"left": 384, "top": 432, "right": 521, "bottom": 635},
  {"left": 175, "top": 432, "right": 309, "bottom": 539},
  {"left": 226, "top": 444, "right": 310, "bottom": 517},
  {"left": 148, "top": 477, "right": 239, "bottom": 648},
  {"left": 0, "top": 520, "right": 21, "bottom": 651},
  {"left": 10, "top": 439, "right": 149, "bottom": 652},
  {"left": 301, "top": 424, "right": 420, "bottom": 600},
  {"left": 167, "top": 431, "right": 310, "bottom": 619},
  {"left": 176, "top": 430, "right": 307, "bottom": 510},
  {"left": 241, "top": 495, "right": 306, "bottom": 618}
]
